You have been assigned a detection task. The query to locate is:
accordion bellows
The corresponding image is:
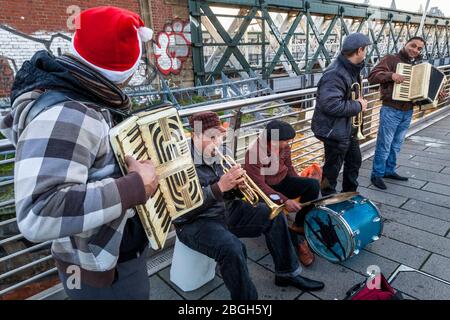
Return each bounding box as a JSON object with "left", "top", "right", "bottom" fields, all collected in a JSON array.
[{"left": 109, "top": 107, "right": 203, "bottom": 250}]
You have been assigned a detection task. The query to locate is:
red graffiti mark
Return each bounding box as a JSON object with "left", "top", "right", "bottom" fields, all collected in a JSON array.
[
  {"left": 153, "top": 19, "right": 191, "bottom": 75},
  {"left": 0, "top": 57, "right": 14, "bottom": 97}
]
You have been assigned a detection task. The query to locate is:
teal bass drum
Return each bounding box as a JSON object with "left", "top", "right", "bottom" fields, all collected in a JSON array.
[{"left": 304, "top": 195, "right": 383, "bottom": 262}]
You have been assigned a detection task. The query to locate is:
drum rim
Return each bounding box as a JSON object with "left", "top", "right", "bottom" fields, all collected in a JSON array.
[
  {"left": 305, "top": 205, "right": 355, "bottom": 262},
  {"left": 365, "top": 198, "right": 384, "bottom": 238}
]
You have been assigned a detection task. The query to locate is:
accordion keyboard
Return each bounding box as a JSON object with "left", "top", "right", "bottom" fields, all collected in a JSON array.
[{"left": 394, "top": 63, "right": 412, "bottom": 101}]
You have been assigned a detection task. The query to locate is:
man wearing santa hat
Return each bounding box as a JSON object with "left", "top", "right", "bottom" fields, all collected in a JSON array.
[{"left": 0, "top": 6, "right": 157, "bottom": 299}]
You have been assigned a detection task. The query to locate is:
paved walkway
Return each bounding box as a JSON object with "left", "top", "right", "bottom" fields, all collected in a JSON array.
[{"left": 149, "top": 115, "right": 450, "bottom": 300}]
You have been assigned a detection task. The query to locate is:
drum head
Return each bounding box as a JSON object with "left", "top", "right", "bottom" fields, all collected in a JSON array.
[{"left": 304, "top": 207, "right": 353, "bottom": 263}]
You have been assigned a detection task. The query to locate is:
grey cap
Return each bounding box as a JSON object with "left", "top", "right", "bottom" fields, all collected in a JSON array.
[{"left": 342, "top": 32, "right": 372, "bottom": 52}]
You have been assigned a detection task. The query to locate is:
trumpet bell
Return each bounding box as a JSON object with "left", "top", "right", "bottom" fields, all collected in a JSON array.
[
  {"left": 269, "top": 205, "right": 286, "bottom": 220},
  {"left": 356, "top": 130, "right": 365, "bottom": 140}
]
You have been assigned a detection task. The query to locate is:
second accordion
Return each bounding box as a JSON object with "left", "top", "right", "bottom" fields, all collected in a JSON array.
[{"left": 392, "top": 62, "right": 446, "bottom": 105}]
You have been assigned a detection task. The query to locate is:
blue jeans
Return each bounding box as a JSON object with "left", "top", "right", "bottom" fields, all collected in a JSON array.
[
  {"left": 176, "top": 200, "right": 301, "bottom": 300},
  {"left": 372, "top": 106, "right": 413, "bottom": 178}
]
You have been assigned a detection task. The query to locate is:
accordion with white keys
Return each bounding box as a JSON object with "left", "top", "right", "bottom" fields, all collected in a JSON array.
[
  {"left": 392, "top": 62, "right": 446, "bottom": 105},
  {"left": 109, "top": 106, "right": 203, "bottom": 250}
]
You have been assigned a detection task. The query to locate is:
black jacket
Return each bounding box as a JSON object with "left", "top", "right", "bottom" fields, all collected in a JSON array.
[
  {"left": 173, "top": 143, "right": 240, "bottom": 226},
  {"left": 311, "top": 54, "right": 364, "bottom": 151}
]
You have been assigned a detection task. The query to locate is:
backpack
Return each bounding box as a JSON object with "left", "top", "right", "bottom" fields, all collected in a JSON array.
[{"left": 344, "top": 273, "right": 404, "bottom": 300}]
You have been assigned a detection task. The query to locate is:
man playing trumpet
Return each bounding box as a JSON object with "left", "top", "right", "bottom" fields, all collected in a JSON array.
[
  {"left": 243, "top": 120, "right": 320, "bottom": 267},
  {"left": 311, "top": 33, "right": 371, "bottom": 196},
  {"left": 173, "top": 111, "right": 324, "bottom": 300}
]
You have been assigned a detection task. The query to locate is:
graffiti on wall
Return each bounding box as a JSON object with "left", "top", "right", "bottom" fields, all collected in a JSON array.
[
  {"left": 0, "top": 17, "right": 195, "bottom": 100},
  {"left": 153, "top": 19, "right": 191, "bottom": 75},
  {"left": 0, "top": 24, "right": 71, "bottom": 98},
  {"left": 0, "top": 24, "right": 72, "bottom": 70},
  {"left": 0, "top": 24, "right": 154, "bottom": 98}
]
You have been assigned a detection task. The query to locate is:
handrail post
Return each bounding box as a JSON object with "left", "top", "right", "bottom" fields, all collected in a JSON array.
[{"left": 229, "top": 108, "right": 243, "bottom": 160}]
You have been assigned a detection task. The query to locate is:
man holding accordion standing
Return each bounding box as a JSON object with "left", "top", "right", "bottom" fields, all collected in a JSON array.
[{"left": 368, "top": 37, "right": 447, "bottom": 190}]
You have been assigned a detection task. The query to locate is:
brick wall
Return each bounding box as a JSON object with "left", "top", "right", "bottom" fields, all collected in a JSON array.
[
  {"left": 0, "top": 0, "right": 141, "bottom": 34},
  {"left": 0, "top": 0, "right": 193, "bottom": 98}
]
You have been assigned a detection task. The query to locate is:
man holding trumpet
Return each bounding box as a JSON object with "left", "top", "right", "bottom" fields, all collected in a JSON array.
[
  {"left": 311, "top": 33, "right": 371, "bottom": 197},
  {"left": 173, "top": 111, "right": 324, "bottom": 300}
]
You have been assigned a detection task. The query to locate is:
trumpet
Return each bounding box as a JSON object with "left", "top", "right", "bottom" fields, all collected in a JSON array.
[
  {"left": 214, "top": 148, "right": 285, "bottom": 220},
  {"left": 351, "top": 82, "right": 366, "bottom": 141}
]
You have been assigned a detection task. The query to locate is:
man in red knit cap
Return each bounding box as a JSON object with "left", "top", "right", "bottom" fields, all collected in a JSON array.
[
  {"left": 173, "top": 112, "right": 325, "bottom": 300},
  {"left": 1, "top": 7, "right": 157, "bottom": 299}
]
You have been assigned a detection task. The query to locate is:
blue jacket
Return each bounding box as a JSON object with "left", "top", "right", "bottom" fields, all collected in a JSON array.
[{"left": 311, "top": 54, "right": 364, "bottom": 151}]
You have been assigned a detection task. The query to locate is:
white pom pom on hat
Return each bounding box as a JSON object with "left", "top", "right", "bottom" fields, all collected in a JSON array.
[{"left": 138, "top": 27, "right": 154, "bottom": 42}]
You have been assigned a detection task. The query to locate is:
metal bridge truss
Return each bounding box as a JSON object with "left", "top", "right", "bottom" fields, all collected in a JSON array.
[{"left": 189, "top": 0, "right": 450, "bottom": 84}]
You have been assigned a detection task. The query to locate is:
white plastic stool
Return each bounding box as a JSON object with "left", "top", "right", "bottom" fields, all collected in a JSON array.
[{"left": 170, "top": 236, "right": 217, "bottom": 292}]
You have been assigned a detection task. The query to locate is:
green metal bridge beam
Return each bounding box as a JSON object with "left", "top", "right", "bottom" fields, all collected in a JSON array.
[
  {"left": 201, "top": 3, "right": 257, "bottom": 81},
  {"left": 189, "top": 0, "right": 450, "bottom": 83},
  {"left": 392, "top": 22, "right": 406, "bottom": 55},
  {"left": 189, "top": 0, "right": 207, "bottom": 84},
  {"left": 356, "top": 18, "right": 366, "bottom": 33},
  {"left": 262, "top": 8, "right": 303, "bottom": 77},
  {"left": 446, "top": 22, "right": 450, "bottom": 58},
  {"left": 305, "top": 14, "right": 338, "bottom": 72},
  {"left": 366, "top": 20, "right": 388, "bottom": 62},
  {"left": 199, "top": 0, "right": 450, "bottom": 25},
  {"left": 432, "top": 23, "right": 444, "bottom": 58}
]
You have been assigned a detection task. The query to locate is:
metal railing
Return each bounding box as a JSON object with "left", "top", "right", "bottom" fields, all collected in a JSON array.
[{"left": 1, "top": 65, "right": 450, "bottom": 299}]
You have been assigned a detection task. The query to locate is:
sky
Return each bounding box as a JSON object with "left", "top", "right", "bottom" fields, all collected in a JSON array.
[
  {"left": 345, "top": 0, "right": 450, "bottom": 16},
  {"left": 212, "top": 0, "right": 450, "bottom": 31}
]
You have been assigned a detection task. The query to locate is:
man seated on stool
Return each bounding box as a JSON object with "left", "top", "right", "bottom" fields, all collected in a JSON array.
[
  {"left": 244, "top": 120, "right": 320, "bottom": 267},
  {"left": 173, "top": 111, "right": 324, "bottom": 300}
]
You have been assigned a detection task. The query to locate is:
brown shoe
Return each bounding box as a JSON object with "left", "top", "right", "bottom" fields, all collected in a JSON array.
[
  {"left": 298, "top": 240, "right": 315, "bottom": 267},
  {"left": 289, "top": 223, "right": 305, "bottom": 235}
]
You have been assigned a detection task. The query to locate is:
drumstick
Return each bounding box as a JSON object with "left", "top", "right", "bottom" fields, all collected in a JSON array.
[{"left": 297, "top": 192, "right": 359, "bottom": 207}]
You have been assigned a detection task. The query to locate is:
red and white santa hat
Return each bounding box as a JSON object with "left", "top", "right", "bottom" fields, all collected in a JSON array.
[{"left": 70, "top": 6, "right": 153, "bottom": 84}]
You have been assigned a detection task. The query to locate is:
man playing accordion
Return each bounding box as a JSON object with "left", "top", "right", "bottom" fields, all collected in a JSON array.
[
  {"left": 0, "top": 7, "right": 159, "bottom": 299},
  {"left": 368, "top": 37, "right": 448, "bottom": 190}
]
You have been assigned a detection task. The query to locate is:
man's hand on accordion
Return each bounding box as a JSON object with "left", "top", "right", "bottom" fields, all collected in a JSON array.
[
  {"left": 391, "top": 73, "right": 405, "bottom": 84},
  {"left": 125, "top": 156, "right": 159, "bottom": 199}
]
